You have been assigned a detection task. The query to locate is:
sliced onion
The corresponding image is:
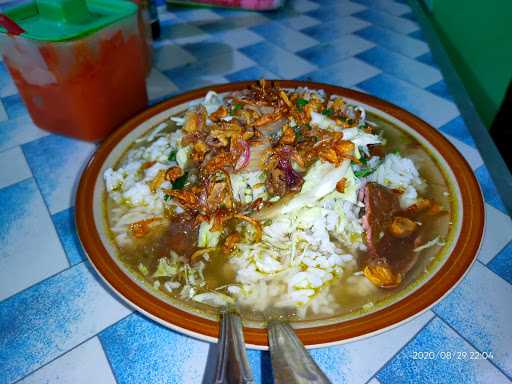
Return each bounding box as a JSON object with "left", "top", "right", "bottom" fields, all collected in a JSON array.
[
  {"left": 244, "top": 140, "right": 270, "bottom": 172},
  {"left": 258, "top": 117, "right": 287, "bottom": 138},
  {"left": 234, "top": 139, "right": 250, "bottom": 171}
]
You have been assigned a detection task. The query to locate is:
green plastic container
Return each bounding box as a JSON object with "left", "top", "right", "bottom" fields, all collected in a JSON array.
[{"left": 0, "top": 0, "right": 149, "bottom": 141}]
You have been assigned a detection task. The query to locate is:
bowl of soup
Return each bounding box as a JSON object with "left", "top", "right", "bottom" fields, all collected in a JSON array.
[{"left": 76, "top": 80, "right": 484, "bottom": 348}]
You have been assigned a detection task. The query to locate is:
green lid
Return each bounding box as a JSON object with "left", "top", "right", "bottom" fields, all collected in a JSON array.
[{"left": 0, "top": 0, "right": 137, "bottom": 42}]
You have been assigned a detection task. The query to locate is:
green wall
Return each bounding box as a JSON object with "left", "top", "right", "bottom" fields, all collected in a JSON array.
[{"left": 425, "top": 0, "right": 512, "bottom": 128}]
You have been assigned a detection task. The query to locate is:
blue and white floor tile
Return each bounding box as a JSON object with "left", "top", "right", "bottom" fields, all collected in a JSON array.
[
  {"left": 474, "top": 165, "right": 508, "bottom": 214},
  {"left": 52, "top": 207, "right": 86, "bottom": 267},
  {"left": 376, "top": 317, "right": 510, "bottom": 384},
  {"left": 164, "top": 50, "right": 255, "bottom": 88},
  {"left": 251, "top": 21, "right": 318, "bottom": 53},
  {"left": 297, "top": 34, "right": 375, "bottom": 68},
  {"left": 416, "top": 51, "right": 439, "bottom": 69},
  {"left": 0, "top": 0, "right": 510, "bottom": 383},
  {"left": 241, "top": 41, "right": 317, "bottom": 79},
  {"left": 353, "top": 0, "right": 412, "bottom": 17},
  {"left": 18, "top": 337, "right": 116, "bottom": 384},
  {"left": 153, "top": 43, "right": 197, "bottom": 72},
  {"left": 301, "top": 57, "right": 381, "bottom": 88},
  {"left": 0, "top": 117, "right": 49, "bottom": 152},
  {"left": 433, "top": 262, "right": 512, "bottom": 377},
  {"left": 0, "top": 146, "right": 31, "bottom": 189},
  {"left": 22, "top": 135, "right": 96, "bottom": 214},
  {"left": 100, "top": 313, "right": 209, "bottom": 384},
  {"left": 226, "top": 66, "right": 278, "bottom": 83},
  {"left": 278, "top": 14, "right": 321, "bottom": 31},
  {"left": 358, "top": 74, "right": 459, "bottom": 128},
  {"left": 488, "top": 241, "right": 512, "bottom": 285},
  {"left": 193, "top": 12, "right": 269, "bottom": 35},
  {"left": 200, "top": 28, "right": 264, "bottom": 50},
  {"left": 426, "top": 79, "right": 454, "bottom": 101},
  {"left": 1, "top": 94, "right": 28, "bottom": 120},
  {"left": 305, "top": 1, "right": 367, "bottom": 23},
  {"left": 146, "top": 68, "right": 179, "bottom": 102},
  {"left": 301, "top": 16, "right": 370, "bottom": 43},
  {"left": 0, "top": 262, "right": 131, "bottom": 383},
  {"left": 166, "top": 7, "right": 222, "bottom": 23},
  {"left": 353, "top": 8, "right": 419, "bottom": 35},
  {"left": 0, "top": 62, "right": 17, "bottom": 98},
  {"left": 288, "top": 0, "right": 320, "bottom": 13},
  {"left": 159, "top": 22, "right": 208, "bottom": 45},
  {"left": 478, "top": 203, "right": 512, "bottom": 264},
  {"left": 356, "top": 46, "right": 442, "bottom": 88},
  {"left": 355, "top": 25, "right": 428, "bottom": 59},
  {"left": 0, "top": 179, "right": 68, "bottom": 302},
  {"left": 439, "top": 116, "right": 477, "bottom": 147},
  {"left": 441, "top": 133, "right": 483, "bottom": 170},
  {"left": 0, "top": 98, "right": 7, "bottom": 122},
  {"left": 310, "top": 310, "right": 434, "bottom": 384}
]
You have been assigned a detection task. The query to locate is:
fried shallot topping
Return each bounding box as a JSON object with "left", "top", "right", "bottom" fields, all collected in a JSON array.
[{"left": 161, "top": 80, "right": 369, "bottom": 254}]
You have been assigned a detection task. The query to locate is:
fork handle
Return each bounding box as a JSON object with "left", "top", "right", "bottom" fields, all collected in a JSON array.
[{"left": 267, "top": 320, "right": 332, "bottom": 384}]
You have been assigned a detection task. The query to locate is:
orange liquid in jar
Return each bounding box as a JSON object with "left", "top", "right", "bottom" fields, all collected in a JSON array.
[{"left": 4, "top": 29, "right": 148, "bottom": 141}]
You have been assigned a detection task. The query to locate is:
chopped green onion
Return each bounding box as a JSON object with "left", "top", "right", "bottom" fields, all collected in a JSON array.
[
  {"left": 172, "top": 172, "right": 188, "bottom": 190},
  {"left": 168, "top": 150, "right": 177, "bottom": 162},
  {"left": 296, "top": 98, "right": 309, "bottom": 109},
  {"left": 321, "top": 108, "right": 334, "bottom": 116},
  {"left": 293, "top": 126, "right": 304, "bottom": 142},
  {"left": 230, "top": 103, "right": 242, "bottom": 115},
  {"left": 354, "top": 168, "right": 374, "bottom": 178},
  {"left": 164, "top": 194, "right": 171, "bottom": 201}
]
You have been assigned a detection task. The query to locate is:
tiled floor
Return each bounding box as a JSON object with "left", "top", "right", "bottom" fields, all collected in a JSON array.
[{"left": 0, "top": 0, "right": 511, "bottom": 383}]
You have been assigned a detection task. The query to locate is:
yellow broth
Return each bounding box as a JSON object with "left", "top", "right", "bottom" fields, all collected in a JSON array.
[{"left": 105, "top": 112, "right": 454, "bottom": 322}]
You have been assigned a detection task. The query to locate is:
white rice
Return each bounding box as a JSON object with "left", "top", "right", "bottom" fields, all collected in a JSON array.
[
  {"left": 103, "top": 90, "right": 430, "bottom": 318},
  {"left": 367, "top": 153, "right": 424, "bottom": 208}
]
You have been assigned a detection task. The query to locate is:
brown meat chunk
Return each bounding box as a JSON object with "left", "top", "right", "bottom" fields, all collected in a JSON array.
[
  {"left": 361, "top": 182, "right": 420, "bottom": 287},
  {"left": 163, "top": 214, "right": 199, "bottom": 257},
  {"left": 389, "top": 217, "right": 417, "bottom": 238}
]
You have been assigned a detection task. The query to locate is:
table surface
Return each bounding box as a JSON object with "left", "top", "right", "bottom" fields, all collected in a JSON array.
[{"left": 1, "top": 0, "right": 511, "bottom": 383}]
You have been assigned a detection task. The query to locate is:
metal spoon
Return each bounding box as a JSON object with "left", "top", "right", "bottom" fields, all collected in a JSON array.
[
  {"left": 213, "top": 311, "right": 254, "bottom": 384},
  {"left": 212, "top": 311, "right": 331, "bottom": 384},
  {"left": 267, "top": 320, "right": 332, "bottom": 384}
]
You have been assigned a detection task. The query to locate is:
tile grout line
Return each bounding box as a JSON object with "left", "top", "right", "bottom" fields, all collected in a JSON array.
[
  {"left": 12, "top": 333, "right": 101, "bottom": 384},
  {"left": 352, "top": 23, "right": 428, "bottom": 59},
  {"left": 0, "top": 174, "right": 32, "bottom": 194},
  {"left": 360, "top": 314, "right": 438, "bottom": 384},
  {"left": 0, "top": 260, "right": 82, "bottom": 305},
  {"left": 9, "top": 313, "right": 133, "bottom": 383},
  {"left": 351, "top": 0, "right": 413, "bottom": 20},
  {"left": 352, "top": 40, "right": 446, "bottom": 86},
  {"left": 351, "top": 8, "right": 421, "bottom": 36},
  {"left": 434, "top": 315, "right": 512, "bottom": 380},
  {"left": 475, "top": 258, "right": 512, "bottom": 286},
  {"left": 19, "top": 144, "right": 77, "bottom": 267},
  {"left": 0, "top": 143, "right": 23, "bottom": 156},
  {"left": 98, "top": 331, "right": 125, "bottom": 384},
  {"left": 352, "top": 56, "right": 455, "bottom": 105}
]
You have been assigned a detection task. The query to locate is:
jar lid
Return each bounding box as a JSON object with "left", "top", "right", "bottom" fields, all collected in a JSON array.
[{"left": 0, "top": 0, "right": 137, "bottom": 42}]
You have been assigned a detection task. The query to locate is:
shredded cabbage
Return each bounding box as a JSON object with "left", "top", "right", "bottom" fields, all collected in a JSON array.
[{"left": 198, "top": 221, "right": 222, "bottom": 248}]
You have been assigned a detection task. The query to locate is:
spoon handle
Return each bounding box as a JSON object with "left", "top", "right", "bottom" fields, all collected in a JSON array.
[
  {"left": 267, "top": 321, "right": 332, "bottom": 384},
  {"left": 213, "top": 311, "right": 254, "bottom": 384}
]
